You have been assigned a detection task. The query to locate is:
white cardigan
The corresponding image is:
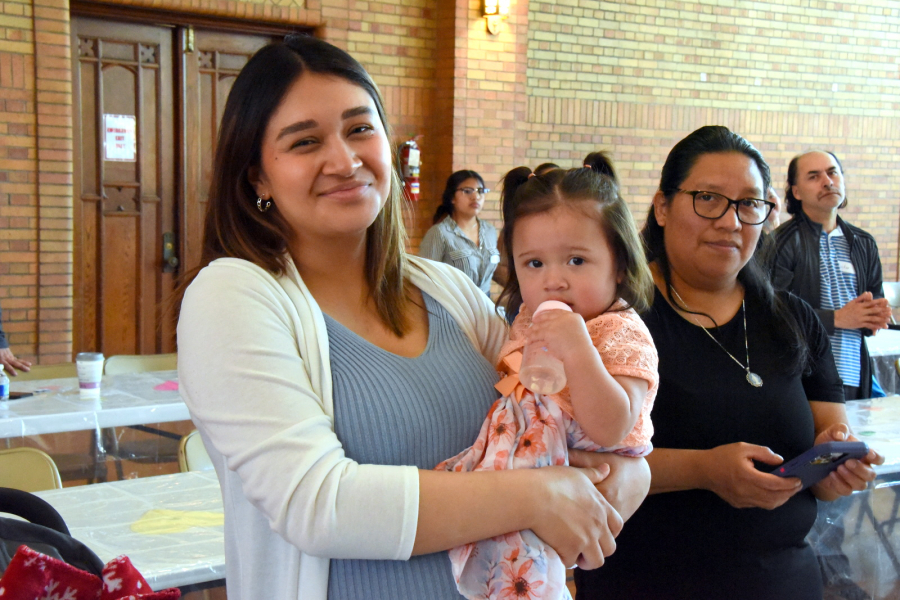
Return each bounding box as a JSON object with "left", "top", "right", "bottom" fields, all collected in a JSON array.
[{"left": 177, "top": 255, "right": 507, "bottom": 600}]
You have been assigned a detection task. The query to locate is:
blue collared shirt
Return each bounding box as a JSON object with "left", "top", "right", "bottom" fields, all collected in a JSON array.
[
  {"left": 419, "top": 217, "right": 499, "bottom": 295},
  {"left": 818, "top": 227, "right": 862, "bottom": 387}
]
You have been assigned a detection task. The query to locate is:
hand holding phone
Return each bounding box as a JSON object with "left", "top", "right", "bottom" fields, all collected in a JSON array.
[{"left": 771, "top": 441, "right": 870, "bottom": 490}]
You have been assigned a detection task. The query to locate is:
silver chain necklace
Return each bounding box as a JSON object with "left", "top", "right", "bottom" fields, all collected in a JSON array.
[{"left": 669, "top": 288, "right": 763, "bottom": 388}]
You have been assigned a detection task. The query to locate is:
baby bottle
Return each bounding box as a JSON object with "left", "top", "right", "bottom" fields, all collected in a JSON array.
[{"left": 519, "top": 300, "right": 572, "bottom": 395}]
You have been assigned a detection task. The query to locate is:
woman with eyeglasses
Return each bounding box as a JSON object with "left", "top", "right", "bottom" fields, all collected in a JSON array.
[
  {"left": 419, "top": 170, "right": 501, "bottom": 296},
  {"left": 574, "top": 126, "right": 883, "bottom": 600}
]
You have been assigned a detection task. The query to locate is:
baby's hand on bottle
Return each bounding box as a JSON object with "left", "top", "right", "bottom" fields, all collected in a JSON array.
[{"left": 527, "top": 309, "right": 593, "bottom": 364}]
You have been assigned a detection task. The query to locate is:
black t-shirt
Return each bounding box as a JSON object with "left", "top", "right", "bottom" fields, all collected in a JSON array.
[{"left": 575, "top": 288, "right": 844, "bottom": 600}]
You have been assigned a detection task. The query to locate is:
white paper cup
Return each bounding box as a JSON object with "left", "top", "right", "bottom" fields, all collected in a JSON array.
[{"left": 76, "top": 352, "right": 104, "bottom": 400}]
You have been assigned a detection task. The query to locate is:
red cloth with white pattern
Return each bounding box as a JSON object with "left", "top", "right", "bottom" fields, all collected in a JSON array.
[{"left": 0, "top": 545, "right": 180, "bottom": 600}]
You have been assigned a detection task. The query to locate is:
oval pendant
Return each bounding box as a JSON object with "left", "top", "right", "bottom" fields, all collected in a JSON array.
[{"left": 746, "top": 371, "right": 763, "bottom": 387}]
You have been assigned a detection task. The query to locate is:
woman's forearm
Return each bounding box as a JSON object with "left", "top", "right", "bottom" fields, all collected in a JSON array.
[
  {"left": 414, "top": 464, "right": 617, "bottom": 567},
  {"left": 646, "top": 448, "right": 711, "bottom": 494},
  {"left": 413, "top": 469, "right": 537, "bottom": 555}
]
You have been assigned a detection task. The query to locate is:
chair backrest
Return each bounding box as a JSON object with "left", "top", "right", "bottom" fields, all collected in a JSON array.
[
  {"left": 0, "top": 487, "right": 69, "bottom": 534},
  {"left": 13, "top": 362, "right": 78, "bottom": 382},
  {"left": 178, "top": 430, "right": 213, "bottom": 472},
  {"left": 0, "top": 448, "right": 63, "bottom": 492},
  {"left": 883, "top": 282, "right": 900, "bottom": 308},
  {"left": 104, "top": 353, "right": 177, "bottom": 375}
]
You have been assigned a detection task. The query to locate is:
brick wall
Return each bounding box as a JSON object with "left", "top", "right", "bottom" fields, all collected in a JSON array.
[
  {"left": 0, "top": 0, "right": 73, "bottom": 364},
  {"left": 0, "top": 0, "right": 442, "bottom": 363},
  {"left": 0, "top": 0, "right": 34, "bottom": 360},
  {"left": 431, "top": 0, "right": 529, "bottom": 233},
  {"left": 1, "top": 0, "right": 898, "bottom": 363},
  {"left": 525, "top": 0, "right": 900, "bottom": 277}
]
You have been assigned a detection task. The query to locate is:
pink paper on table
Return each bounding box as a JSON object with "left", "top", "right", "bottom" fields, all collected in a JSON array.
[{"left": 153, "top": 380, "right": 179, "bottom": 391}]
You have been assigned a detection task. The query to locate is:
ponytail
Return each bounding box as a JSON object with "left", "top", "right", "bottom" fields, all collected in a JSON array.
[
  {"left": 500, "top": 166, "right": 533, "bottom": 226},
  {"left": 583, "top": 151, "right": 618, "bottom": 183}
]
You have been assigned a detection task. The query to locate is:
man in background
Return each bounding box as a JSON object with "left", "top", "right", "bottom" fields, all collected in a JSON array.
[{"left": 772, "top": 150, "right": 890, "bottom": 400}]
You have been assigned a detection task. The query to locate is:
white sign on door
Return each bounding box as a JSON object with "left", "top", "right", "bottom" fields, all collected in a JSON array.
[{"left": 103, "top": 114, "right": 136, "bottom": 162}]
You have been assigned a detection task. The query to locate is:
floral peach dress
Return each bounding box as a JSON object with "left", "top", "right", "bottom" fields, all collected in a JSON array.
[{"left": 435, "top": 301, "right": 659, "bottom": 600}]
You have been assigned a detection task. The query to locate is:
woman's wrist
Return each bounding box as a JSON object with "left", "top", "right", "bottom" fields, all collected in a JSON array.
[
  {"left": 514, "top": 468, "right": 546, "bottom": 530},
  {"left": 647, "top": 448, "right": 714, "bottom": 495},
  {"left": 691, "top": 448, "right": 718, "bottom": 493}
]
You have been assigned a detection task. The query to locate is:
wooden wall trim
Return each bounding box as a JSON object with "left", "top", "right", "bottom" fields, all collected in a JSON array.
[{"left": 70, "top": 0, "right": 312, "bottom": 36}]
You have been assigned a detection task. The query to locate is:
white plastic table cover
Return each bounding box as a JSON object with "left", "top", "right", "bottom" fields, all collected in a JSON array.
[
  {"left": 816, "top": 397, "right": 900, "bottom": 596},
  {"left": 846, "top": 395, "right": 900, "bottom": 479},
  {"left": 34, "top": 470, "right": 225, "bottom": 590},
  {"left": 866, "top": 331, "right": 900, "bottom": 394},
  {"left": 866, "top": 329, "right": 900, "bottom": 358},
  {"left": 0, "top": 370, "right": 188, "bottom": 438}
]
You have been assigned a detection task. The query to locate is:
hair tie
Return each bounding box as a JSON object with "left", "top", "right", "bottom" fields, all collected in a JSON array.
[
  {"left": 527, "top": 172, "right": 536, "bottom": 179},
  {"left": 583, "top": 164, "right": 591, "bottom": 169}
]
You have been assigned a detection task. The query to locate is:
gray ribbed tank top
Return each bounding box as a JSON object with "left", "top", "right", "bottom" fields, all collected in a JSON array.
[{"left": 325, "top": 292, "right": 499, "bottom": 600}]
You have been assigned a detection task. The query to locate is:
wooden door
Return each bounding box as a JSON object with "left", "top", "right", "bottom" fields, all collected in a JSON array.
[
  {"left": 181, "top": 29, "right": 274, "bottom": 272},
  {"left": 72, "top": 18, "right": 176, "bottom": 356},
  {"left": 73, "top": 16, "right": 276, "bottom": 357}
]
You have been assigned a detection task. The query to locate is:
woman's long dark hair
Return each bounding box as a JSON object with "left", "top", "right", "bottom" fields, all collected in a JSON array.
[
  {"left": 642, "top": 125, "right": 809, "bottom": 374},
  {"left": 173, "top": 34, "right": 411, "bottom": 335},
  {"left": 432, "top": 170, "right": 485, "bottom": 224}
]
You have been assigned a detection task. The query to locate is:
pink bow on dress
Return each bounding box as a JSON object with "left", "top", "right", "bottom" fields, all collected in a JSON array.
[{"left": 494, "top": 350, "right": 527, "bottom": 402}]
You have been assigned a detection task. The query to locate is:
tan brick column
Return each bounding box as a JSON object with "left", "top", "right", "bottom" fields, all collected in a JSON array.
[
  {"left": 33, "top": 0, "right": 72, "bottom": 363},
  {"left": 434, "top": 0, "right": 528, "bottom": 229}
]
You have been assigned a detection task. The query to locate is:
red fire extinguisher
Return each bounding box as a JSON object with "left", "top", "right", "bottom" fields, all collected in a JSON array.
[{"left": 399, "top": 139, "right": 421, "bottom": 202}]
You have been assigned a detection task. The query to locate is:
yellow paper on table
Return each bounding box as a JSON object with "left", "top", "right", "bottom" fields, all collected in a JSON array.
[{"left": 131, "top": 509, "right": 224, "bottom": 535}]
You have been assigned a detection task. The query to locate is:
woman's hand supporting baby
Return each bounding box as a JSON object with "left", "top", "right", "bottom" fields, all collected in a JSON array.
[
  {"left": 570, "top": 450, "right": 651, "bottom": 523},
  {"left": 415, "top": 464, "right": 622, "bottom": 569},
  {"left": 530, "top": 464, "right": 621, "bottom": 569}
]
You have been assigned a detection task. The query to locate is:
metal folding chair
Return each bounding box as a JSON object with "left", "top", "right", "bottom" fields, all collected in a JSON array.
[
  {"left": 177, "top": 430, "right": 213, "bottom": 472},
  {"left": 0, "top": 448, "right": 62, "bottom": 492}
]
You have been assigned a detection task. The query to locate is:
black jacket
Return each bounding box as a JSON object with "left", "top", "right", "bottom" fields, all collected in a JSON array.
[{"left": 772, "top": 210, "right": 883, "bottom": 397}]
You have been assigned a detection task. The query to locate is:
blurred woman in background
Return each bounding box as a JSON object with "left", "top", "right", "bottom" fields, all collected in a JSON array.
[{"left": 419, "top": 170, "right": 500, "bottom": 296}]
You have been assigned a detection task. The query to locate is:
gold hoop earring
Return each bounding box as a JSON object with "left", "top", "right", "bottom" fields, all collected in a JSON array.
[{"left": 257, "top": 197, "right": 272, "bottom": 213}]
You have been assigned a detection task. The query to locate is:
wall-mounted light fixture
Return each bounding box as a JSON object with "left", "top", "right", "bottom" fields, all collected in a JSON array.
[{"left": 483, "top": 0, "right": 510, "bottom": 35}]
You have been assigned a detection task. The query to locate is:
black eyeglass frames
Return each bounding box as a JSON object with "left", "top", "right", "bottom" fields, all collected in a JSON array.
[
  {"left": 678, "top": 190, "right": 775, "bottom": 225},
  {"left": 456, "top": 187, "right": 490, "bottom": 196}
]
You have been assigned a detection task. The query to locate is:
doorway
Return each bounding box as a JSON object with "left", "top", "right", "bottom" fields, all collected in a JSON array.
[{"left": 71, "top": 14, "right": 282, "bottom": 355}]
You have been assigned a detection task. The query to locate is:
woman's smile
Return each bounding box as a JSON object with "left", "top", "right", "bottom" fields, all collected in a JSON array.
[
  {"left": 704, "top": 238, "right": 740, "bottom": 251},
  {"left": 318, "top": 179, "right": 372, "bottom": 200}
]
